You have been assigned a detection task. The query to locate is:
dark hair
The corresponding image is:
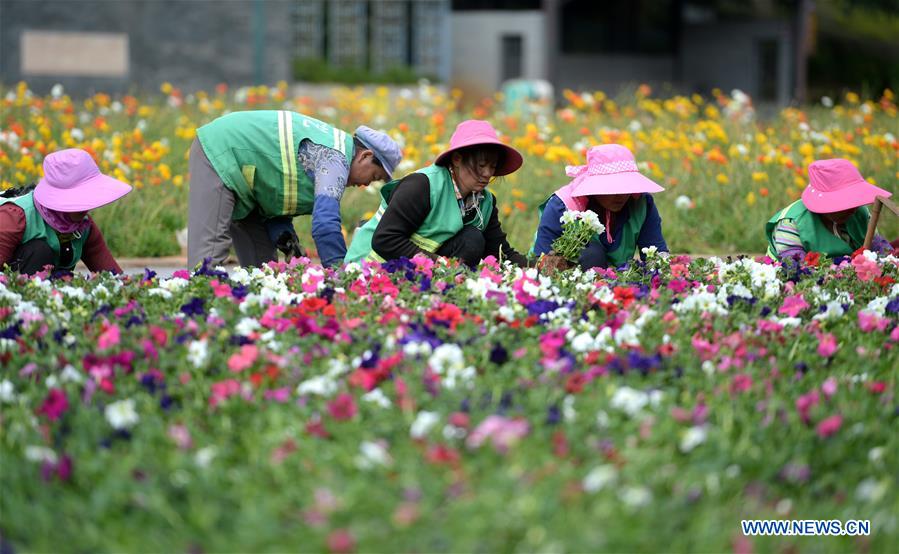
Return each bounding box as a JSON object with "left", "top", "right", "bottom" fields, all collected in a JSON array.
[
  {"left": 438, "top": 144, "right": 505, "bottom": 175},
  {"left": 352, "top": 136, "right": 383, "bottom": 168}
]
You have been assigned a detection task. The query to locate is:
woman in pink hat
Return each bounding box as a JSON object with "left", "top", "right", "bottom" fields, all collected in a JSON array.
[
  {"left": 345, "top": 119, "right": 529, "bottom": 267},
  {"left": 0, "top": 149, "right": 131, "bottom": 274},
  {"left": 765, "top": 158, "right": 893, "bottom": 261},
  {"left": 532, "top": 144, "right": 668, "bottom": 269}
]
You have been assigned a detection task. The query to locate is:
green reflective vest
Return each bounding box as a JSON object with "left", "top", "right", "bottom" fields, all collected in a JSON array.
[
  {"left": 529, "top": 194, "right": 647, "bottom": 267},
  {"left": 765, "top": 200, "right": 869, "bottom": 259},
  {"left": 196, "top": 110, "right": 354, "bottom": 220},
  {"left": 0, "top": 192, "right": 90, "bottom": 270},
  {"left": 345, "top": 164, "right": 494, "bottom": 263}
]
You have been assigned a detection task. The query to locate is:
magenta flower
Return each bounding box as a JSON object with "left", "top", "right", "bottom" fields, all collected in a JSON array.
[
  {"left": 817, "top": 333, "right": 838, "bottom": 358},
  {"left": 328, "top": 393, "right": 357, "bottom": 421},
  {"left": 37, "top": 388, "right": 69, "bottom": 421},
  {"left": 816, "top": 414, "right": 843, "bottom": 438},
  {"left": 858, "top": 311, "right": 889, "bottom": 333},
  {"left": 778, "top": 294, "right": 809, "bottom": 317},
  {"left": 795, "top": 390, "right": 820, "bottom": 423},
  {"left": 730, "top": 373, "right": 753, "bottom": 394},
  {"left": 821, "top": 377, "right": 838, "bottom": 399}
]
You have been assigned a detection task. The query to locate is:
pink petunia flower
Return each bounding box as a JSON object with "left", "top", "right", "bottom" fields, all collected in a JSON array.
[
  {"left": 851, "top": 253, "right": 882, "bottom": 282},
  {"left": 821, "top": 377, "right": 838, "bottom": 399},
  {"left": 466, "top": 415, "right": 530, "bottom": 452},
  {"left": 817, "top": 333, "right": 838, "bottom": 358},
  {"left": 97, "top": 323, "right": 121, "bottom": 350},
  {"left": 227, "top": 344, "right": 259, "bottom": 373},
  {"left": 778, "top": 294, "right": 809, "bottom": 317},
  {"left": 858, "top": 311, "right": 890, "bottom": 333},
  {"left": 816, "top": 414, "right": 843, "bottom": 438}
]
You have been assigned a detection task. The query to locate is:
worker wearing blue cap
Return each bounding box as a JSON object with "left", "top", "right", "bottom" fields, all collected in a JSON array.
[{"left": 188, "top": 111, "right": 402, "bottom": 267}]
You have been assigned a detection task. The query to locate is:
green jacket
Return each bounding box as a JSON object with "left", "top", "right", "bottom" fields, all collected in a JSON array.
[
  {"left": 197, "top": 110, "right": 354, "bottom": 220},
  {"left": 0, "top": 192, "right": 89, "bottom": 270},
  {"left": 345, "top": 164, "right": 494, "bottom": 263},
  {"left": 765, "top": 200, "right": 869, "bottom": 259}
]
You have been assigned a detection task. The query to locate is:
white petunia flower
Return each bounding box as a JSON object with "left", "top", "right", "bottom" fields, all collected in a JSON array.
[
  {"left": 105, "top": 399, "right": 139, "bottom": 429},
  {"left": 680, "top": 426, "right": 708, "bottom": 453},
  {"left": 410, "top": 411, "right": 440, "bottom": 439},
  {"left": 583, "top": 465, "right": 617, "bottom": 493}
]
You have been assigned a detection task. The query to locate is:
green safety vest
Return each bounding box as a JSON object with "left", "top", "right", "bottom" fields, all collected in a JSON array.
[
  {"left": 197, "top": 110, "right": 354, "bottom": 220},
  {"left": 765, "top": 200, "right": 869, "bottom": 259},
  {"left": 345, "top": 164, "right": 494, "bottom": 263},
  {"left": 0, "top": 192, "right": 90, "bottom": 271},
  {"left": 530, "top": 194, "right": 647, "bottom": 267}
]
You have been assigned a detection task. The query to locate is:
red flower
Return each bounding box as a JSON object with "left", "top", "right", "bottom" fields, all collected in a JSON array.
[
  {"left": 804, "top": 251, "right": 820, "bottom": 267},
  {"left": 425, "top": 444, "right": 461, "bottom": 467},
  {"left": 565, "top": 373, "right": 588, "bottom": 394},
  {"left": 305, "top": 417, "right": 330, "bottom": 439},
  {"left": 867, "top": 381, "right": 887, "bottom": 394},
  {"left": 327, "top": 393, "right": 357, "bottom": 421},
  {"left": 37, "top": 388, "right": 69, "bottom": 421}
]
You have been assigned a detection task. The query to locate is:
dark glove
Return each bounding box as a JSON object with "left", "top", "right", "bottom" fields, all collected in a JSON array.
[{"left": 275, "top": 230, "right": 305, "bottom": 260}]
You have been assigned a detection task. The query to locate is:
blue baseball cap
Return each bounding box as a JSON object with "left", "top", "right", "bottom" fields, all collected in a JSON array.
[{"left": 354, "top": 125, "right": 403, "bottom": 179}]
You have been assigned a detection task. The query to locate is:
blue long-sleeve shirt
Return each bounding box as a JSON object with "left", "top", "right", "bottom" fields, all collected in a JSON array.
[
  {"left": 532, "top": 193, "right": 668, "bottom": 259},
  {"left": 264, "top": 140, "right": 351, "bottom": 267}
]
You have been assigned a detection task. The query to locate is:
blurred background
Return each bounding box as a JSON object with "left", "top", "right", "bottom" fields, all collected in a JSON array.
[
  {"left": 2, "top": 0, "right": 897, "bottom": 104},
  {"left": 1, "top": 1, "right": 897, "bottom": 260}
]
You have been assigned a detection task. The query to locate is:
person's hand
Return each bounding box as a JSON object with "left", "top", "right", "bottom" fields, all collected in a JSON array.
[{"left": 536, "top": 251, "right": 571, "bottom": 274}]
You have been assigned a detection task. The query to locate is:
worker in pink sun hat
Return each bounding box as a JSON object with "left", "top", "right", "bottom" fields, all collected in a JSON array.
[
  {"left": 0, "top": 149, "right": 132, "bottom": 274},
  {"left": 532, "top": 143, "right": 669, "bottom": 270},
  {"left": 345, "top": 119, "right": 529, "bottom": 267},
  {"left": 766, "top": 158, "right": 893, "bottom": 261}
]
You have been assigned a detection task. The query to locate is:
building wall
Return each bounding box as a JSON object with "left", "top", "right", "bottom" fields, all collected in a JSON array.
[
  {"left": 0, "top": 0, "right": 293, "bottom": 95},
  {"left": 552, "top": 55, "right": 677, "bottom": 94},
  {"left": 680, "top": 20, "right": 794, "bottom": 105},
  {"left": 450, "top": 11, "right": 546, "bottom": 98}
]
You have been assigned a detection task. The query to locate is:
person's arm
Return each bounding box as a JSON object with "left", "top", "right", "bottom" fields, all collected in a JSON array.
[
  {"left": 0, "top": 204, "right": 27, "bottom": 267},
  {"left": 370, "top": 173, "right": 433, "bottom": 260},
  {"left": 771, "top": 218, "right": 806, "bottom": 260},
  {"left": 81, "top": 218, "right": 122, "bottom": 273},
  {"left": 300, "top": 141, "right": 351, "bottom": 267},
  {"left": 482, "top": 196, "right": 529, "bottom": 267},
  {"left": 636, "top": 194, "right": 669, "bottom": 259},
  {"left": 532, "top": 194, "right": 566, "bottom": 257}
]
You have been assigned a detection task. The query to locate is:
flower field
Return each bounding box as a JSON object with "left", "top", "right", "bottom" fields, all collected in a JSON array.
[
  {"left": 1, "top": 249, "right": 897, "bottom": 552},
  {"left": 1, "top": 82, "right": 896, "bottom": 258}
]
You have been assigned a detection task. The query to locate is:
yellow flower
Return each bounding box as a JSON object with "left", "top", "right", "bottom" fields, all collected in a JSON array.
[
  {"left": 173, "top": 175, "right": 184, "bottom": 187},
  {"left": 845, "top": 92, "right": 859, "bottom": 104},
  {"left": 716, "top": 173, "right": 729, "bottom": 185},
  {"left": 160, "top": 82, "right": 173, "bottom": 94},
  {"left": 745, "top": 192, "right": 756, "bottom": 206},
  {"left": 752, "top": 172, "right": 769, "bottom": 182}
]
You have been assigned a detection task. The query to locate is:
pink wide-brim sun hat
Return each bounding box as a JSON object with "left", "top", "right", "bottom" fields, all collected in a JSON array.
[
  {"left": 567, "top": 144, "right": 664, "bottom": 197},
  {"left": 801, "top": 158, "right": 892, "bottom": 214},
  {"left": 34, "top": 148, "right": 132, "bottom": 212},
  {"left": 434, "top": 120, "right": 523, "bottom": 176}
]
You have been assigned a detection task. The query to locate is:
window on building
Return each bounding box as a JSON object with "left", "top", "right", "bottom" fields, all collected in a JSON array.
[
  {"left": 560, "top": 0, "right": 678, "bottom": 55},
  {"left": 501, "top": 34, "right": 524, "bottom": 82},
  {"left": 757, "top": 39, "right": 780, "bottom": 102}
]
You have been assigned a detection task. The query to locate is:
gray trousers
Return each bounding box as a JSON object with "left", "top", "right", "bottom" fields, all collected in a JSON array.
[{"left": 187, "top": 138, "right": 277, "bottom": 268}]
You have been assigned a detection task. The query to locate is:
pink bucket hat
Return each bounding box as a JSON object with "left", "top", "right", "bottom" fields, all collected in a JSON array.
[
  {"left": 801, "top": 158, "right": 891, "bottom": 214},
  {"left": 34, "top": 149, "right": 132, "bottom": 212},
  {"left": 434, "top": 120, "right": 523, "bottom": 176},
  {"left": 567, "top": 144, "right": 664, "bottom": 197}
]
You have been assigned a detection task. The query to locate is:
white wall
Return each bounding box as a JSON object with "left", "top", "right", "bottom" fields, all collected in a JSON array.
[{"left": 451, "top": 11, "right": 546, "bottom": 98}]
